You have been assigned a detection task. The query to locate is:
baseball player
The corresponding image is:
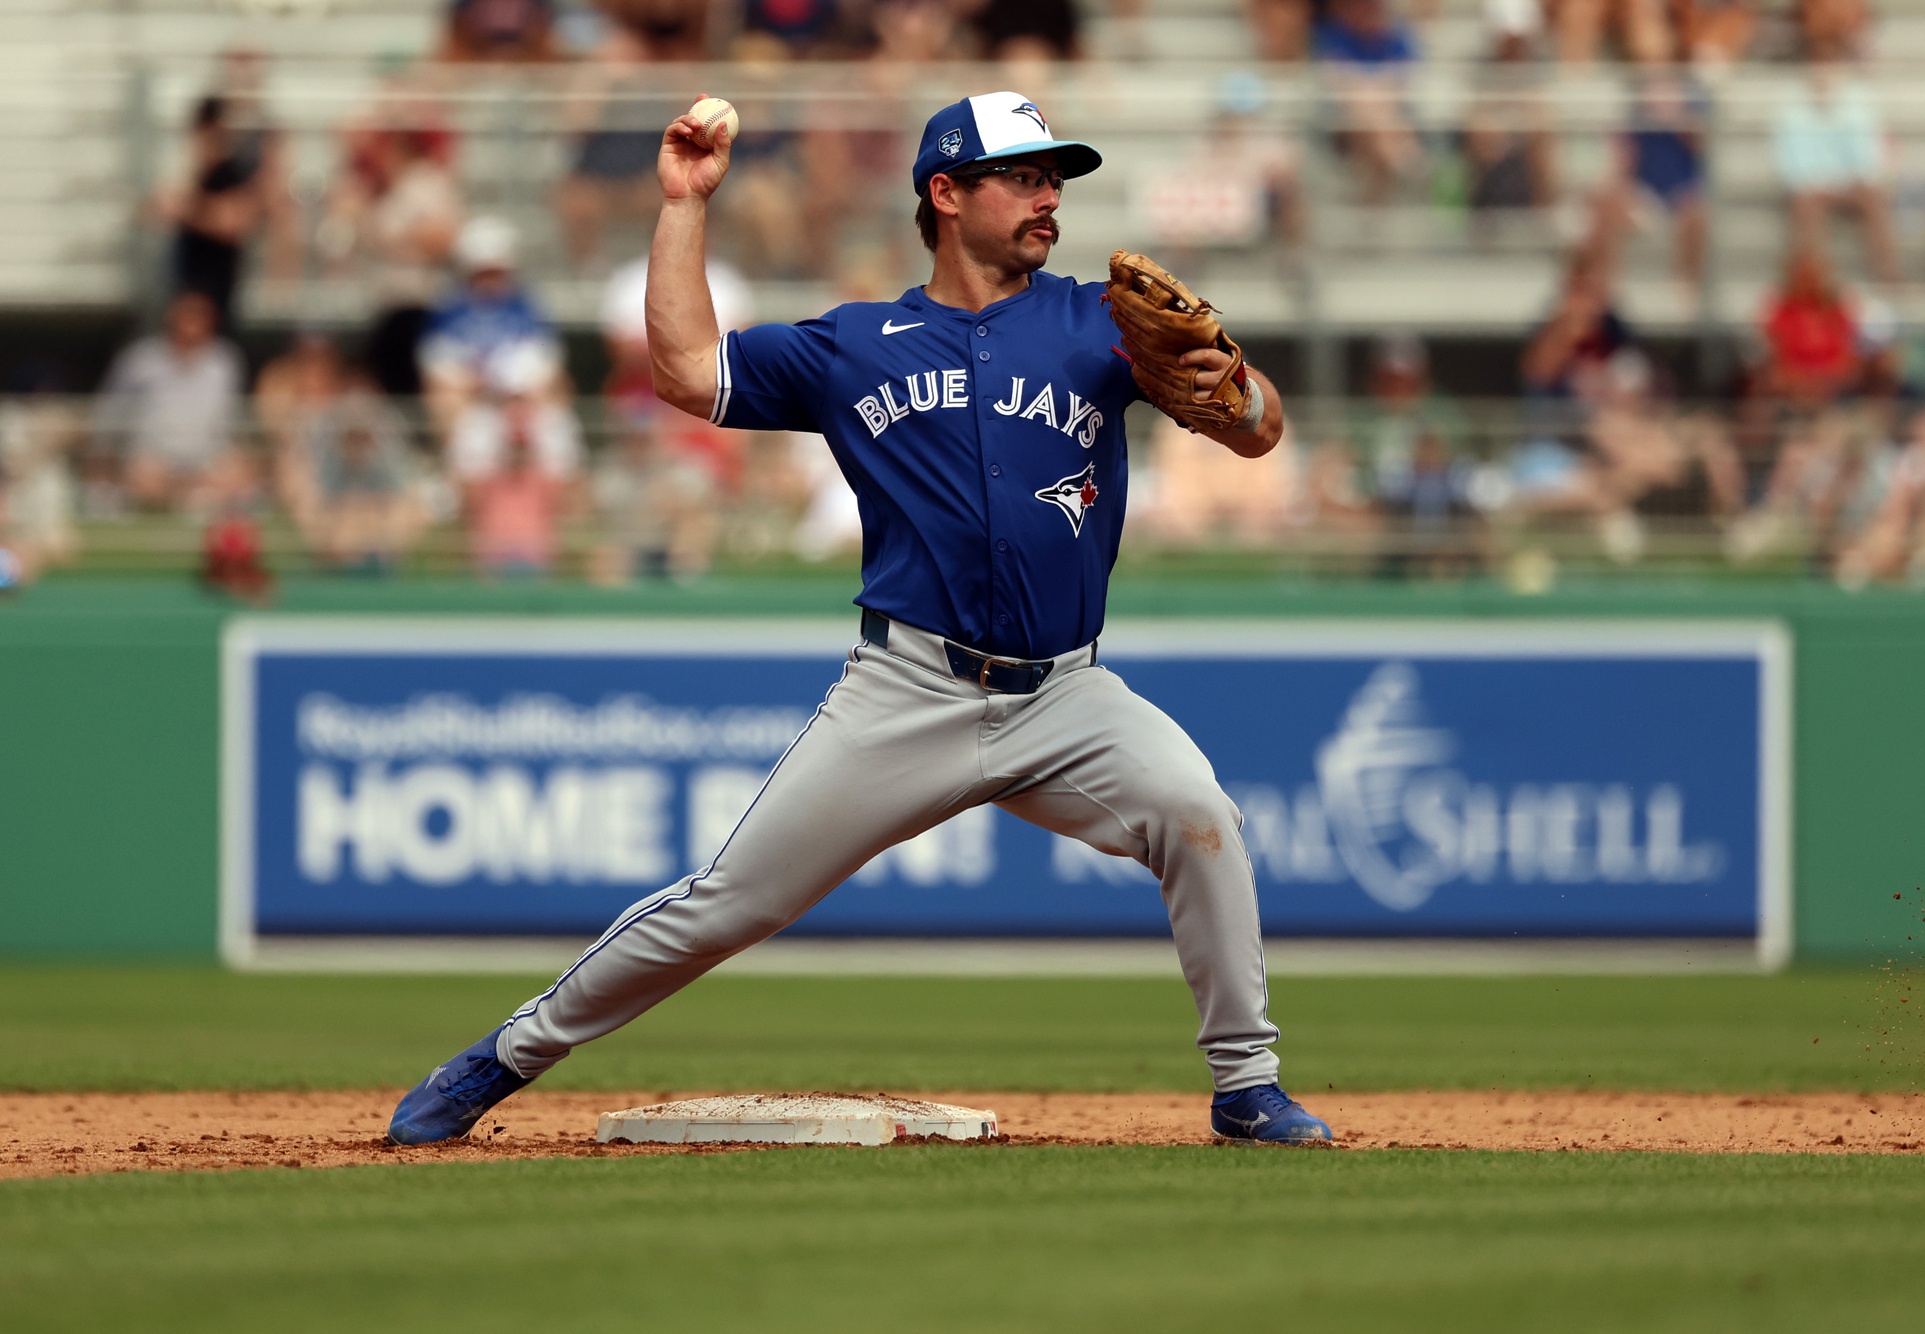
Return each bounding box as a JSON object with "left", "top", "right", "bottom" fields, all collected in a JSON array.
[{"left": 390, "top": 91, "right": 1333, "bottom": 1146}]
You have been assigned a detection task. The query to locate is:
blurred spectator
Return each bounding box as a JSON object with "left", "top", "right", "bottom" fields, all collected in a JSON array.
[
  {"left": 588, "top": 256, "right": 754, "bottom": 584},
  {"left": 1730, "top": 399, "right": 1884, "bottom": 567},
  {"left": 157, "top": 95, "right": 280, "bottom": 330},
  {"left": 556, "top": 23, "right": 660, "bottom": 272},
  {"left": 420, "top": 217, "right": 569, "bottom": 437},
  {"left": 255, "top": 331, "right": 352, "bottom": 452},
  {"left": 1521, "top": 251, "right": 1634, "bottom": 399},
  {"left": 598, "top": 0, "right": 708, "bottom": 59},
  {"left": 600, "top": 256, "right": 751, "bottom": 491},
  {"left": 1509, "top": 345, "right": 1745, "bottom": 567},
  {"left": 1135, "top": 74, "right": 1301, "bottom": 253},
  {"left": 1797, "top": 0, "right": 1870, "bottom": 62},
  {"left": 1377, "top": 428, "right": 1485, "bottom": 578},
  {"left": 723, "top": 430, "right": 816, "bottom": 557},
  {"left": 962, "top": 0, "right": 1083, "bottom": 61},
  {"left": 1545, "top": 0, "right": 1672, "bottom": 63},
  {"left": 254, "top": 330, "right": 355, "bottom": 518},
  {"left": 1482, "top": 0, "right": 1546, "bottom": 53},
  {"left": 447, "top": 340, "right": 584, "bottom": 487},
  {"left": 200, "top": 512, "right": 274, "bottom": 602},
  {"left": 465, "top": 415, "right": 578, "bottom": 577},
  {"left": 788, "top": 433, "right": 863, "bottom": 561},
  {"left": 1247, "top": 0, "right": 1314, "bottom": 61},
  {"left": 590, "top": 425, "right": 720, "bottom": 583},
  {"left": 1596, "top": 70, "right": 1709, "bottom": 291},
  {"left": 1289, "top": 435, "right": 1383, "bottom": 544},
  {"left": 736, "top": 0, "right": 859, "bottom": 59},
  {"left": 1314, "top": 0, "right": 1422, "bottom": 206},
  {"left": 1835, "top": 410, "right": 1925, "bottom": 586},
  {"left": 1343, "top": 335, "right": 1486, "bottom": 577},
  {"left": 1314, "top": 0, "right": 1418, "bottom": 62},
  {"left": 0, "top": 364, "right": 83, "bottom": 581},
  {"left": 1681, "top": 0, "right": 1758, "bottom": 64},
  {"left": 440, "top": 0, "right": 560, "bottom": 62},
  {"left": 319, "top": 124, "right": 462, "bottom": 397},
  {"left": 1460, "top": 15, "right": 1556, "bottom": 230},
  {"left": 1773, "top": 61, "right": 1898, "bottom": 287},
  {"left": 1134, "top": 415, "right": 1294, "bottom": 545},
  {"left": 1721, "top": 249, "right": 1870, "bottom": 563},
  {"left": 207, "top": 47, "right": 302, "bottom": 283},
  {"left": 92, "top": 291, "right": 247, "bottom": 512},
  {"left": 871, "top": 0, "right": 967, "bottom": 69},
  {"left": 714, "top": 124, "right": 819, "bottom": 277},
  {"left": 295, "top": 394, "right": 428, "bottom": 573},
  {"left": 1506, "top": 252, "right": 1635, "bottom": 523},
  {"left": 1581, "top": 348, "right": 1743, "bottom": 527},
  {"left": 1350, "top": 334, "right": 1474, "bottom": 501},
  {"left": 1759, "top": 247, "right": 1860, "bottom": 405}
]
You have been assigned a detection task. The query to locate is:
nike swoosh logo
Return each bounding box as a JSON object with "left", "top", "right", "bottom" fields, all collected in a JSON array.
[{"left": 881, "top": 320, "right": 925, "bottom": 335}]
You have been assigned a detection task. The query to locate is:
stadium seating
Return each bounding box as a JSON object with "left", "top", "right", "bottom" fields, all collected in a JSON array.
[{"left": 4, "top": 0, "right": 1924, "bottom": 337}]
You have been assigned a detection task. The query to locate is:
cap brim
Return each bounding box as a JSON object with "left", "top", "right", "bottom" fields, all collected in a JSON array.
[{"left": 968, "top": 139, "right": 1103, "bottom": 179}]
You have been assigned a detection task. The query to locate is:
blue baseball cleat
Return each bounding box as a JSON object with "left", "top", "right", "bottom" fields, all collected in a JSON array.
[
  {"left": 1210, "top": 1084, "right": 1334, "bottom": 1145},
  {"left": 388, "top": 1025, "right": 532, "bottom": 1145}
]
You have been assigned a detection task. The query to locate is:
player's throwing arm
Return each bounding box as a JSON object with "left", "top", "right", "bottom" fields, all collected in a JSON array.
[{"left": 645, "top": 97, "right": 737, "bottom": 416}]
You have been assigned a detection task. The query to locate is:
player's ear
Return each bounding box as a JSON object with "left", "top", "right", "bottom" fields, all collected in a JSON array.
[{"left": 927, "top": 173, "right": 964, "bottom": 218}]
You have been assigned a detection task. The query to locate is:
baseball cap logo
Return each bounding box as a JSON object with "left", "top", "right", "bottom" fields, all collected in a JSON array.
[
  {"left": 1012, "top": 101, "right": 1049, "bottom": 134},
  {"left": 938, "top": 128, "right": 964, "bottom": 158}
]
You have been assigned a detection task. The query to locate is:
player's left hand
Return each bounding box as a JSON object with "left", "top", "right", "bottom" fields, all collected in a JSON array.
[{"left": 1180, "top": 347, "right": 1234, "bottom": 400}]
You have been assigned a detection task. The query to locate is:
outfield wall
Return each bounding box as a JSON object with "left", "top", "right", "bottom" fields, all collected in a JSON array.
[{"left": 2, "top": 577, "right": 1921, "bottom": 961}]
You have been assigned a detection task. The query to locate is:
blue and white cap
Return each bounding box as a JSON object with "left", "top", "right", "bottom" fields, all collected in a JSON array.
[{"left": 912, "top": 91, "right": 1102, "bottom": 197}]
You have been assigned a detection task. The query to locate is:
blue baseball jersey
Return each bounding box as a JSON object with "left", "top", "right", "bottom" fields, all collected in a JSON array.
[{"left": 710, "top": 271, "right": 1140, "bottom": 660}]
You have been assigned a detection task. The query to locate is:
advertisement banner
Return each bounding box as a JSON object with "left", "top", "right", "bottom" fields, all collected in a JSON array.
[{"left": 221, "top": 618, "right": 1790, "bottom": 963}]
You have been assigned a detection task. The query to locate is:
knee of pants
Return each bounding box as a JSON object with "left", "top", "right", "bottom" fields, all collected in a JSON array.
[
  {"left": 675, "top": 891, "right": 813, "bottom": 955},
  {"left": 1135, "top": 776, "right": 1244, "bottom": 865}
]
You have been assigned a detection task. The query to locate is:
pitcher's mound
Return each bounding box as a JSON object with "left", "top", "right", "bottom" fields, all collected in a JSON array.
[{"left": 597, "top": 1093, "right": 1000, "bottom": 1146}]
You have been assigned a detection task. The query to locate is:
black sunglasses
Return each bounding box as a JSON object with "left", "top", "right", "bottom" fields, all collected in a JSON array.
[{"left": 951, "top": 163, "right": 1067, "bottom": 194}]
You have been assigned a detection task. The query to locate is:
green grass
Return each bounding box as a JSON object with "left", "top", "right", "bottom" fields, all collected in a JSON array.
[
  {"left": 3, "top": 965, "right": 1919, "bottom": 1093},
  {"left": 4, "top": 1149, "right": 1924, "bottom": 1333}
]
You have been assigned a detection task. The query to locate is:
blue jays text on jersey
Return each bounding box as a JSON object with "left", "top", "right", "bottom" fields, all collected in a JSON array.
[{"left": 709, "top": 271, "right": 1141, "bottom": 660}]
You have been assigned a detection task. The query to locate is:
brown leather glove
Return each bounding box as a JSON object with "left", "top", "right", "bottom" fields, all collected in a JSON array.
[{"left": 1104, "top": 249, "right": 1249, "bottom": 433}]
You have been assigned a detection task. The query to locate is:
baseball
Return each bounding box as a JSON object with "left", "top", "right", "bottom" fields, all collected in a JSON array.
[{"left": 688, "top": 97, "right": 739, "bottom": 149}]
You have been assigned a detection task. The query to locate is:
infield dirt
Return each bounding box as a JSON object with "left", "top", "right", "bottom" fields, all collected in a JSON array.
[{"left": 3, "top": 1089, "right": 1922, "bottom": 1179}]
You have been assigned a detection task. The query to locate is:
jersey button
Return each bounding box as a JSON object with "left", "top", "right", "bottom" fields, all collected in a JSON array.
[
  {"left": 977, "top": 350, "right": 991, "bottom": 362},
  {"left": 997, "top": 614, "right": 1011, "bottom": 626},
  {"left": 975, "top": 325, "right": 988, "bottom": 337},
  {"left": 989, "top": 464, "right": 1002, "bottom": 477},
  {"left": 996, "top": 539, "right": 1010, "bottom": 553}
]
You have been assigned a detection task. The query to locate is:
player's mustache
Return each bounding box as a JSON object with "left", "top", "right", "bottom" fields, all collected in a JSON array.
[{"left": 1017, "top": 215, "right": 1060, "bottom": 244}]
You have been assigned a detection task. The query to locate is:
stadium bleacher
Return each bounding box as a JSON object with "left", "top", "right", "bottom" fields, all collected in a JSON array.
[{"left": 5, "top": 0, "right": 1923, "bottom": 337}]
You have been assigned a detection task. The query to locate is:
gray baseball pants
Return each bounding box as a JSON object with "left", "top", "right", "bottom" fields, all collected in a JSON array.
[{"left": 497, "top": 615, "right": 1281, "bottom": 1092}]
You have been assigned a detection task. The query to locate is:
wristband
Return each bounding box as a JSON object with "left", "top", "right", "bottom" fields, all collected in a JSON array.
[{"left": 1235, "top": 379, "right": 1265, "bottom": 433}]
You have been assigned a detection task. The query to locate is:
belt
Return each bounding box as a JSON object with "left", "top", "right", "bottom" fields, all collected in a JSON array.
[{"left": 861, "top": 608, "right": 1058, "bottom": 696}]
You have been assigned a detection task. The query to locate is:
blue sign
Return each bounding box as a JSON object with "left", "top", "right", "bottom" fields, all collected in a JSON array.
[{"left": 221, "top": 619, "right": 1789, "bottom": 961}]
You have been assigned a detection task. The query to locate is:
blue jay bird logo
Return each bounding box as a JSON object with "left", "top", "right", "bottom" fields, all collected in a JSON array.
[
  {"left": 1012, "top": 101, "right": 1049, "bottom": 135},
  {"left": 938, "top": 128, "right": 964, "bottom": 158},
  {"left": 1035, "top": 464, "right": 1099, "bottom": 536}
]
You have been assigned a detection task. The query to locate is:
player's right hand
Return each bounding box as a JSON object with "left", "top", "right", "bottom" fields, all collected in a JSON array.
[{"left": 659, "top": 105, "right": 732, "bottom": 202}]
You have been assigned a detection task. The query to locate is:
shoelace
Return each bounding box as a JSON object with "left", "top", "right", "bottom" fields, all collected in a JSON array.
[
  {"left": 1237, "top": 1085, "right": 1298, "bottom": 1118},
  {"left": 441, "top": 1055, "right": 511, "bottom": 1104}
]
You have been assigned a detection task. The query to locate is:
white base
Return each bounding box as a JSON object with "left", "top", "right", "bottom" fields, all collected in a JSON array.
[{"left": 596, "top": 1093, "right": 999, "bottom": 1147}]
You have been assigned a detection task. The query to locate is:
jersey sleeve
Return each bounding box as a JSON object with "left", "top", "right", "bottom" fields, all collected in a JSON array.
[{"left": 711, "top": 318, "right": 835, "bottom": 432}]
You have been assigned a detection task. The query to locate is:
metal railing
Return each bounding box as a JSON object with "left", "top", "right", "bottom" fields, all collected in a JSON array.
[{"left": 3, "top": 391, "right": 1913, "bottom": 589}]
